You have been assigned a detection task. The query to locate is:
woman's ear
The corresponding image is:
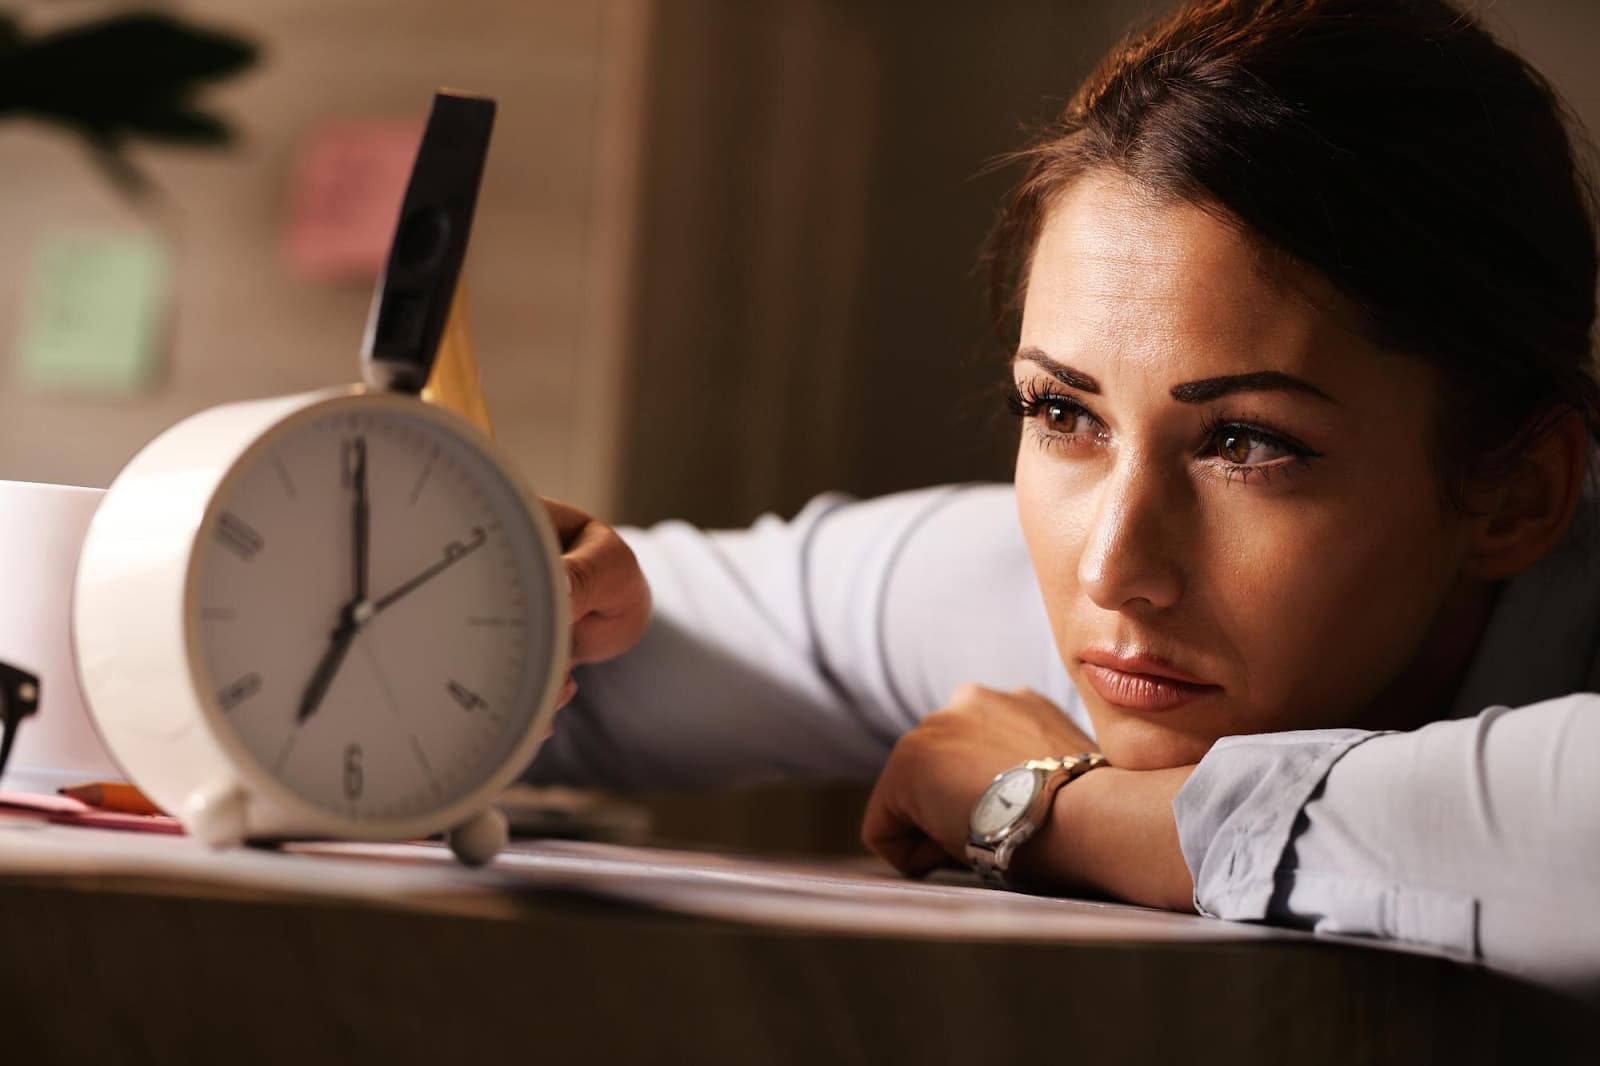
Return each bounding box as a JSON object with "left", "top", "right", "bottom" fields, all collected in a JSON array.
[{"left": 1462, "top": 409, "right": 1590, "bottom": 580}]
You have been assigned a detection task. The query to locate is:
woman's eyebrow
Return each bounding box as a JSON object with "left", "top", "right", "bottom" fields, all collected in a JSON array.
[
  {"left": 1013, "top": 347, "right": 1100, "bottom": 393},
  {"left": 1170, "top": 371, "right": 1338, "bottom": 405},
  {"left": 1015, "top": 347, "right": 1336, "bottom": 405}
]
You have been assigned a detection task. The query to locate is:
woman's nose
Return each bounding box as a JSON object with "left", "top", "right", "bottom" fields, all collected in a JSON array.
[{"left": 1077, "top": 455, "right": 1185, "bottom": 612}]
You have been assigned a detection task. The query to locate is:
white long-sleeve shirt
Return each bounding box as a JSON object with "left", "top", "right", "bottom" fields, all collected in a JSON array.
[{"left": 527, "top": 483, "right": 1600, "bottom": 999}]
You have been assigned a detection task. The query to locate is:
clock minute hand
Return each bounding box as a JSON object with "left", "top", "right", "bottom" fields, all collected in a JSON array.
[
  {"left": 298, "top": 437, "right": 372, "bottom": 728},
  {"left": 371, "top": 526, "right": 488, "bottom": 616},
  {"left": 350, "top": 437, "right": 370, "bottom": 602}
]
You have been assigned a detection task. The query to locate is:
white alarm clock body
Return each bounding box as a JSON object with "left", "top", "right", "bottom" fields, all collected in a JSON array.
[{"left": 71, "top": 386, "right": 567, "bottom": 864}]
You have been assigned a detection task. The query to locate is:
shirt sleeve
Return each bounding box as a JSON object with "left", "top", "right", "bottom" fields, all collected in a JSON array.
[
  {"left": 1174, "top": 696, "right": 1600, "bottom": 996},
  {"left": 525, "top": 483, "right": 1078, "bottom": 791}
]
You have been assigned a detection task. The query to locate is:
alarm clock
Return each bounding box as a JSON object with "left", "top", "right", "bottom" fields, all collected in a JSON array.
[{"left": 70, "top": 93, "right": 566, "bottom": 865}]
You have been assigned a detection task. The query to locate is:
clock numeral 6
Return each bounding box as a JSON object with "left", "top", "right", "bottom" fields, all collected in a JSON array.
[
  {"left": 447, "top": 680, "right": 488, "bottom": 713},
  {"left": 343, "top": 743, "right": 364, "bottom": 801}
]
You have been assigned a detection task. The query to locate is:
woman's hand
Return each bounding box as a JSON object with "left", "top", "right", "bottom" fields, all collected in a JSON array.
[
  {"left": 861, "top": 682, "right": 1199, "bottom": 911},
  {"left": 860, "top": 684, "right": 1097, "bottom": 877},
  {"left": 542, "top": 498, "right": 652, "bottom": 707}
]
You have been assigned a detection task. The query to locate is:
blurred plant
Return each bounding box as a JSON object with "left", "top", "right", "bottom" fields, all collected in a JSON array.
[{"left": 0, "top": 10, "right": 258, "bottom": 198}]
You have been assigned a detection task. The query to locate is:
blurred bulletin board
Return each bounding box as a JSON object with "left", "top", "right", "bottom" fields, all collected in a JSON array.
[{"left": 0, "top": 0, "right": 650, "bottom": 518}]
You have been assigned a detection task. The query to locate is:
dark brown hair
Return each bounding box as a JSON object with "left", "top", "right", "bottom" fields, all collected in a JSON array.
[{"left": 986, "top": 0, "right": 1600, "bottom": 497}]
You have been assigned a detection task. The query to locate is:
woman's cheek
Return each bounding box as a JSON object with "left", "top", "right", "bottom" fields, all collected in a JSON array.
[
  {"left": 1218, "top": 503, "right": 1453, "bottom": 733},
  {"left": 1015, "top": 451, "right": 1098, "bottom": 607}
]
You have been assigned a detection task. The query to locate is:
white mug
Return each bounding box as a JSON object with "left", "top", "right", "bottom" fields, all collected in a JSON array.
[{"left": 0, "top": 479, "right": 121, "bottom": 788}]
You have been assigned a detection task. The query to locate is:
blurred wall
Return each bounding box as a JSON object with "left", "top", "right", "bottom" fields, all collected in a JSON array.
[{"left": 0, "top": 0, "right": 647, "bottom": 515}]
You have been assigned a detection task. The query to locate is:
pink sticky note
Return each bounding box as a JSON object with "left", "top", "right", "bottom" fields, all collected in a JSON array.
[{"left": 283, "top": 119, "right": 424, "bottom": 282}]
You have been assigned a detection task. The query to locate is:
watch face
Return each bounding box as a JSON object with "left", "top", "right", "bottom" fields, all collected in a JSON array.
[
  {"left": 193, "top": 401, "right": 559, "bottom": 822},
  {"left": 970, "top": 767, "right": 1043, "bottom": 838}
]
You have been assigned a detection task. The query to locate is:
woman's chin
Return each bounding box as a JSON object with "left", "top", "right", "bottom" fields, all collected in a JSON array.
[{"left": 1091, "top": 713, "right": 1225, "bottom": 771}]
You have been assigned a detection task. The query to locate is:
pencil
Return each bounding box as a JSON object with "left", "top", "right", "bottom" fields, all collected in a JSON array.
[
  {"left": 59, "top": 781, "right": 164, "bottom": 816},
  {"left": 420, "top": 282, "right": 495, "bottom": 437}
]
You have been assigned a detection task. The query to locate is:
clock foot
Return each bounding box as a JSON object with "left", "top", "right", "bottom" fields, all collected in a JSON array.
[
  {"left": 182, "top": 782, "right": 248, "bottom": 849},
  {"left": 447, "top": 807, "right": 508, "bottom": 866}
]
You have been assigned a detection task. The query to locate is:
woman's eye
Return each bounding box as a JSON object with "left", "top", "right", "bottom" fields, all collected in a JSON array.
[
  {"left": 1005, "top": 383, "right": 1101, "bottom": 440},
  {"left": 1212, "top": 426, "right": 1292, "bottom": 465},
  {"left": 1041, "top": 400, "right": 1091, "bottom": 434}
]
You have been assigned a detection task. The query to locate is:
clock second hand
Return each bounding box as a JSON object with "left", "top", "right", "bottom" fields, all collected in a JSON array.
[{"left": 370, "top": 526, "right": 487, "bottom": 617}]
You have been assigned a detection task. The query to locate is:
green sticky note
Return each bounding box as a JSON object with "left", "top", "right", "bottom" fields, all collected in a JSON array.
[{"left": 16, "top": 231, "right": 170, "bottom": 393}]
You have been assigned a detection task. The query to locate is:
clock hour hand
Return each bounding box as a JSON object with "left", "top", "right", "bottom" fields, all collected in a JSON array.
[
  {"left": 370, "top": 526, "right": 487, "bottom": 616},
  {"left": 296, "top": 608, "right": 360, "bottom": 725}
]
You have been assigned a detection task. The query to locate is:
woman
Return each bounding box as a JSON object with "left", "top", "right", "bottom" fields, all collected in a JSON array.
[{"left": 531, "top": 0, "right": 1600, "bottom": 998}]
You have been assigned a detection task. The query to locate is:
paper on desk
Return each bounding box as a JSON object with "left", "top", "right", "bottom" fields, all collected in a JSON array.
[
  {"left": 0, "top": 820, "right": 1306, "bottom": 944},
  {"left": 0, "top": 790, "right": 184, "bottom": 834},
  {"left": 490, "top": 840, "right": 1306, "bottom": 944},
  {"left": 0, "top": 817, "right": 506, "bottom": 916}
]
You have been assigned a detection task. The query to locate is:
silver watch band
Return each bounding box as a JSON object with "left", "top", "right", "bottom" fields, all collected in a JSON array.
[{"left": 966, "top": 752, "right": 1107, "bottom": 889}]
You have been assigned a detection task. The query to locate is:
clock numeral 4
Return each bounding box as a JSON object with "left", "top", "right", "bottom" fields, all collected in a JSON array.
[
  {"left": 217, "top": 672, "right": 262, "bottom": 712},
  {"left": 217, "top": 511, "right": 265, "bottom": 561},
  {"left": 447, "top": 680, "right": 488, "bottom": 713},
  {"left": 343, "top": 743, "right": 364, "bottom": 801}
]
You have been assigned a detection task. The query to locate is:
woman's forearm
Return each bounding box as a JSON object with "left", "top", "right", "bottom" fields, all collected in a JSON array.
[{"left": 1015, "top": 765, "right": 1198, "bottom": 912}]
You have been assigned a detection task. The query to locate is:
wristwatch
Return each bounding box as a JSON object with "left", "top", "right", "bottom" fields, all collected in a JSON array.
[{"left": 965, "top": 752, "right": 1107, "bottom": 888}]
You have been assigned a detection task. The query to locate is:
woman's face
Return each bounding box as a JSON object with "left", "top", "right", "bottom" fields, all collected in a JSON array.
[{"left": 1015, "top": 173, "right": 1485, "bottom": 771}]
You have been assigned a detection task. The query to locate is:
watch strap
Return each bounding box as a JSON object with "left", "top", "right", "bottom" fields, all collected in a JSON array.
[{"left": 966, "top": 751, "right": 1107, "bottom": 888}]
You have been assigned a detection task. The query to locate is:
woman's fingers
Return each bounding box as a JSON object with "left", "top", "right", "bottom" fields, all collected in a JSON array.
[
  {"left": 542, "top": 498, "right": 653, "bottom": 665},
  {"left": 865, "top": 824, "right": 952, "bottom": 879},
  {"left": 542, "top": 496, "right": 596, "bottom": 543}
]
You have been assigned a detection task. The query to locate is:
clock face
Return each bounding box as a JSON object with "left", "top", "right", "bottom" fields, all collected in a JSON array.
[
  {"left": 970, "top": 767, "right": 1041, "bottom": 838},
  {"left": 193, "top": 402, "right": 559, "bottom": 822}
]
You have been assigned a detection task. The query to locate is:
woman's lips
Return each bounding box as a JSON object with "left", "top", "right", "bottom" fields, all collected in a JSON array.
[{"left": 1078, "top": 653, "right": 1221, "bottom": 711}]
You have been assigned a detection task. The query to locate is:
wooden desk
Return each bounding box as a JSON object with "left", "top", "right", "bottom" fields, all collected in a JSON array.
[{"left": 0, "top": 826, "right": 1593, "bottom": 1065}]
